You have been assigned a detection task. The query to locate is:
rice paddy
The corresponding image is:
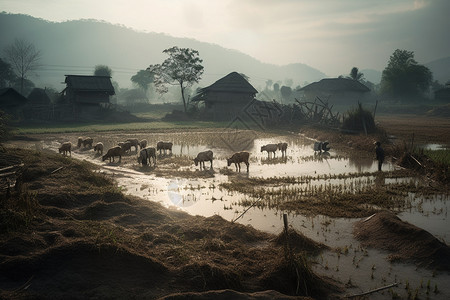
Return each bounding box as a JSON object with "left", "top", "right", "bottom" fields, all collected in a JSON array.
[{"left": 5, "top": 128, "right": 450, "bottom": 300}]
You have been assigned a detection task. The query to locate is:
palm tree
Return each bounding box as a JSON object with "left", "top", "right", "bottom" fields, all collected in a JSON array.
[{"left": 347, "top": 67, "right": 365, "bottom": 82}]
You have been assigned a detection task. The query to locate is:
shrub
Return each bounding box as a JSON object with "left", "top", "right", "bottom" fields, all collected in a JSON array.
[
  {"left": 341, "top": 103, "right": 376, "bottom": 134},
  {"left": 0, "top": 110, "right": 12, "bottom": 144}
]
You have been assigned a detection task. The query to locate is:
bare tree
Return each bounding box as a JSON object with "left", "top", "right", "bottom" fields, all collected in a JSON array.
[
  {"left": 148, "top": 46, "right": 203, "bottom": 112},
  {"left": 3, "top": 39, "right": 41, "bottom": 94}
]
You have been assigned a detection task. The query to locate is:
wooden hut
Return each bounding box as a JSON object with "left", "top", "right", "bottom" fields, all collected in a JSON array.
[
  {"left": 299, "top": 78, "right": 370, "bottom": 105},
  {"left": 191, "top": 72, "right": 258, "bottom": 120},
  {"left": 62, "top": 75, "right": 115, "bottom": 118},
  {"left": 22, "top": 88, "right": 53, "bottom": 120},
  {"left": 0, "top": 88, "right": 28, "bottom": 119}
]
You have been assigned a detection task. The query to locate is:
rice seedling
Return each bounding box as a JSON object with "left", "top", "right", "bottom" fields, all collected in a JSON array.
[
  {"left": 390, "top": 288, "right": 401, "bottom": 299},
  {"left": 422, "top": 149, "right": 450, "bottom": 166},
  {"left": 413, "top": 288, "right": 419, "bottom": 299}
]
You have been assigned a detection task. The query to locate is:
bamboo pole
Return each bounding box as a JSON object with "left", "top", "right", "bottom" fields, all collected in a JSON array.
[
  {"left": 231, "top": 197, "right": 262, "bottom": 223},
  {"left": 346, "top": 282, "right": 399, "bottom": 298}
]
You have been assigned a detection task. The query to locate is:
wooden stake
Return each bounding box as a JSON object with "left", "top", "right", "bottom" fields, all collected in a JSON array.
[
  {"left": 283, "top": 213, "right": 289, "bottom": 234},
  {"left": 346, "top": 282, "right": 399, "bottom": 298}
]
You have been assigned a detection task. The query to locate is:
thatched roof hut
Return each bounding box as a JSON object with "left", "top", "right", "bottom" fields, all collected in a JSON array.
[
  {"left": 61, "top": 75, "right": 115, "bottom": 120},
  {"left": 28, "top": 88, "right": 51, "bottom": 105},
  {"left": 63, "top": 75, "right": 115, "bottom": 105},
  {"left": 0, "top": 88, "right": 28, "bottom": 119},
  {"left": 191, "top": 72, "right": 258, "bottom": 120},
  {"left": 299, "top": 78, "right": 370, "bottom": 105}
]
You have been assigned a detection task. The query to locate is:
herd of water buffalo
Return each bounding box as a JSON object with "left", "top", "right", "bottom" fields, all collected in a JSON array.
[{"left": 58, "top": 138, "right": 293, "bottom": 172}]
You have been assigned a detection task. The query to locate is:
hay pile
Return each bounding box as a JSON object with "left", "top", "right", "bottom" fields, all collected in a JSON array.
[{"left": 354, "top": 211, "right": 450, "bottom": 270}]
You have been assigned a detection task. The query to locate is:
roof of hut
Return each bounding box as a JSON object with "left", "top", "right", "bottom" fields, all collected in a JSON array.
[
  {"left": 191, "top": 72, "right": 258, "bottom": 101},
  {"left": 0, "top": 88, "right": 29, "bottom": 108},
  {"left": 28, "top": 88, "right": 51, "bottom": 104},
  {"left": 299, "top": 78, "right": 370, "bottom": 93},
  {"left": 64, "top": 75, "right": 115, "bottom": 94}
]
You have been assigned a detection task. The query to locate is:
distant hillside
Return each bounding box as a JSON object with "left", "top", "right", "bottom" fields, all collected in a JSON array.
[
  {"left": 426, "top": 57, "right": 450, "bottom": 84},
  {"left": 0, "top": 13, "right": 326, "bottom": 92}
]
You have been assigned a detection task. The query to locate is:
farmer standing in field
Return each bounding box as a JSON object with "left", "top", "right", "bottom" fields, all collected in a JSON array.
[{"left": 375, "top": 141, "right": 385, "bottom": 171}]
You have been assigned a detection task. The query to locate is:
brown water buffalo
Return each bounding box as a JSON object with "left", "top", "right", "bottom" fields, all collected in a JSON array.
[
  {"left": 194, "top": 150, "right": 213, "bottom": 170},
  {"left": 227, "top": 151, "right": 250, "bottom": 172},
  {"left": 102, "top": 146, "right": 122, "bottom": 163}
]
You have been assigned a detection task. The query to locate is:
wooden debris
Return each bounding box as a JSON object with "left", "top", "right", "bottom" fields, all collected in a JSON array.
[{"left": 346, "top": 282, "right": 399, "bottom": 298}]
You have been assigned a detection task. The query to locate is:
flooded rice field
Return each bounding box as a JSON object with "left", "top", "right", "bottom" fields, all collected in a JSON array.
[{"left": 8, "top": 130, "right": 450, "bottom": 299}]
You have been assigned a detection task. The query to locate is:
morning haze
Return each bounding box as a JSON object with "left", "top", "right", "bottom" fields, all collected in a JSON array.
[
  {"left": 1, "top": 13, "right": 328, "bottom": 90},
  {"left": 1, "top": 2, "right": 450, "bottom": 300}
]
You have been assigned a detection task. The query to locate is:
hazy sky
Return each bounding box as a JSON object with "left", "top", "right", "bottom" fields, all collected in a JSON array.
[{"left": 1, "top": 0, "right": 449, "bottom": 75}]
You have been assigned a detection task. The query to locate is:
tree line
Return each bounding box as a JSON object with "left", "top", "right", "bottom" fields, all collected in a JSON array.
[{"left": 0, "top": 38, "right": 446, "bottom": 111}]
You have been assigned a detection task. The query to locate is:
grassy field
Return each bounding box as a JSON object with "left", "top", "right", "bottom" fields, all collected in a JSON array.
[{"left": 12, "top": 120, "right": 230, "bottom": 135}]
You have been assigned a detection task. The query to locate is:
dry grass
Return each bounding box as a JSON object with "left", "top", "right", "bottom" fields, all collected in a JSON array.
[
  {"left": 354, "top": 211, "right": 450, "bottom": 270},
  {"left": 376, "top": 114, "right": 450, "bottom": 145},
  {"left": 0, "top": 148, "right": 340, "bottom": 299}
]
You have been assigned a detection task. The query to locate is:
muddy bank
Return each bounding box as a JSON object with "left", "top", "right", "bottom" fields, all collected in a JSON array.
[
  {"left": 0, "top": 148, "right": 342, "bottom": 299},
  {"left": 354, "top": 210, "right": 450, "bottom": 271}
]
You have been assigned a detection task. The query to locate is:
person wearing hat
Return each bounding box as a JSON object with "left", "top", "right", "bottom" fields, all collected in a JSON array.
[{"left": 375, "top": 141, "right": 385, "bottom": 171}]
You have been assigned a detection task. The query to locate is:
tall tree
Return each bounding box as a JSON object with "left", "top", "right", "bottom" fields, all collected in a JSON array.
[
  {"left": 347, "top": 67, "right": 365, "bottom": 82},
  {"left": 273, "top": 83, "right": 280, "bottom": 93},
  {"left": 280, "top": 85, "right": 292, "bottom": 101},
  {"left": 0, "top": 57, "right": 17, "bottom": 88},
  {"left": 148, "top": 46, "right": 204, "bottom": 112},
  {"left": 3, "top": 39, "right": 41, "bottom": 94},
  {"left": 380, "top": 49, "right": 432, "bottom": 98},
  {"left": 94, "top": 65, "right": 113, "bottom": 77},
  {"left": 131, "top": 69, "right": 154, "bottom": 92}
]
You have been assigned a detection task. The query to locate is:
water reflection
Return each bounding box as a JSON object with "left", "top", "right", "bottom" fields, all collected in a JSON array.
[
  {"left": 347, "top": 154, "right": 376, "bottom": 173},
  {"left": 261, "top": 156, "right": 288, "bottom": 165},
  {"left": 7, "top": 132, "right": 450, "bottom": 300},
  {"left": 420, "top": 143, "right": 448, "bottom": 150}
]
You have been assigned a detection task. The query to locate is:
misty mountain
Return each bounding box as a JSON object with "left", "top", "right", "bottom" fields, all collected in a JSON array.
[{"left": 0, "top": 13, "right": 326, "bottom": 92}]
